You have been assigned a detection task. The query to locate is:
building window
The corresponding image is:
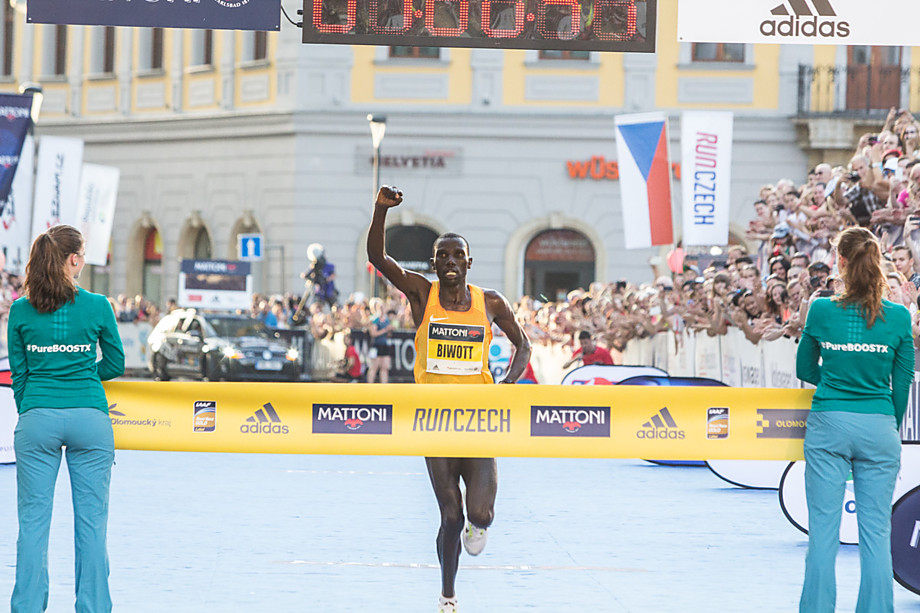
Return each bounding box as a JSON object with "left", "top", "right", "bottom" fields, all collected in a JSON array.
[
  {"left": 193, "top": 227, "right": 212, "bottom": 259},
  {"left": 389, "top": 46, "right": 440, "bottom": 59},
  {"left": 253, "top": 31, "right": 267, "bottom": 61},
  {"left": 41, "top": 24, "right": 67, "bottom": 76},
  {"left": 538, "top": 50, "right": 590, "bottom": 61},
  {"left": 241, "top": 31, "right": 268, "bottom": 62},
  {"left": 90, "top": 26, "right": 115, "bottom": 75},
  {"left": 54, "top": 25, "right": 67, "bottom": 75},
  {"left": 190, "top": 29, "right": 213, "bottom": 67},
  {"left": 1, "top": 1, "right": 13, "bottom": 77},
  {"left": 139, "top": 28, "right": 164, "bottom": 71},
  {"left": 691, "top": 43, "right": 744, "bottom": 63}
]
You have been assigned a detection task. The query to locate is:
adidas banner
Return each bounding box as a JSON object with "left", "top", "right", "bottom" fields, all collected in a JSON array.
[
  {"left": 677, "top": 0, "right": 910, "bottom": 46},
  {"left": 677, "top": 0, "right": 920, "bottom": 46},
  {"left": 680, "top": 112, "right": 732, "bottom": 247},
  {"left": 614, "top": 113, "right": 675, "bottom": 249},
  {"left": 103, "top": 381, "right": 814, "bottom": 460}
]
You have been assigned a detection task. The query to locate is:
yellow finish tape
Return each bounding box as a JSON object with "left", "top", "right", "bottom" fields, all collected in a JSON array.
[{"left": 103, "top": 382, "right": 814, "bottom": 460}]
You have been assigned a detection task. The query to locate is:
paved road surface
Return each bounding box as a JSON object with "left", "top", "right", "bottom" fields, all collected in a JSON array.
[{"left": 1, "top": 452, "right": 919, "bottom": 612}]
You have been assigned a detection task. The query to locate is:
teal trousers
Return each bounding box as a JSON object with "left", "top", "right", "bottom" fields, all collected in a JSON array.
[
  {"left": 800, "top": 410, "right": 901, "bottom": 613},
  {"left": 11, "top": 408, "right": 114, "bottom": 613}
]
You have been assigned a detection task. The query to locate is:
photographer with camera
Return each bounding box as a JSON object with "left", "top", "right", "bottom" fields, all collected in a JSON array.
[
  {"left": 829, "top": 155, "right": 884, "bottom": 227},
  {"left": 291, "top": 243, "right": 338, "bottom": 325}
]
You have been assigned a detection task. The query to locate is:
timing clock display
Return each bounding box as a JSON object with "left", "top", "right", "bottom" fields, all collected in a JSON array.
[{"left": 302, "top": 0, "right": 654, "bottom": 52}]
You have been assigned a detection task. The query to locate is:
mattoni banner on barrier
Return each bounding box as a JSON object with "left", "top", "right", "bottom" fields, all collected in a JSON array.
[{"left": 103, "top": 381, "right": 814, "bottom": 460}]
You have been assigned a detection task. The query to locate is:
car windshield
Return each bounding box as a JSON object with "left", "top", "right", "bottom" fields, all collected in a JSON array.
[{"left": 205, "top": 316, "right": 272, "bottom": 339}]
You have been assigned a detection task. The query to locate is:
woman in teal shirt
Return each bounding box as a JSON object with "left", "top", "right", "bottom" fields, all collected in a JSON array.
[
  {"left": 9, "top": 225, "right": 125, "bottom": 613},
  {"left": 796, "top": 227, "right": 914, "bottom": 613}
]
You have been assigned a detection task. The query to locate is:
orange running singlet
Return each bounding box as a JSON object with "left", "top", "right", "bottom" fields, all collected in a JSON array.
[{"left": 414, "top": 282, "right": 493, "bottom": 384}]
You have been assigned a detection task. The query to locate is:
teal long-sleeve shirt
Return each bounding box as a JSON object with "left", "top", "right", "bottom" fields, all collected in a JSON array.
[
  {"left": 796, "top": 297, "right": 914, "bottom": 425},
  {"left": 8, "top": 288, "right": 125, "bottom": 414}
]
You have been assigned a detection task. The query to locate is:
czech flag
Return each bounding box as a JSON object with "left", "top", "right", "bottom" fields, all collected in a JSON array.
[{"left": 614, "top": 113, "right": 674, "bottom": 249}]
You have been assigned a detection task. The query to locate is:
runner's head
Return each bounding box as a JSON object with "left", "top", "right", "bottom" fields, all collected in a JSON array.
[{"left": 431, "top": 233, "right": 471, "bottom": 286}]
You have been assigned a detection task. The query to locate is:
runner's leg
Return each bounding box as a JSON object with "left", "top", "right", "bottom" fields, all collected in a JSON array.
[
  {"left": 426, "top": 457, "right": 464, "bottom": 599},
  {"left": 460, "top": 458, "right": 497, "bottom": 530}
]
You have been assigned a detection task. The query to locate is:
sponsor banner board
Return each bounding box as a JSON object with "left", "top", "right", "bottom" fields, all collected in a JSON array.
[
  {"left": 677, "top": 0, "right": 903, "bottom": 46},
  {"left": 28, "top": 0, "right": 280, "bottom": 31},
  {"left": 0, "top": 94, "right": 32, "bottom": 206},
  {"left": 178, "top": 259, "right": 252, "bottom": 311},
  {"left": 780, "top": 444, "right": 920, "bottom": 545},
  {"left": 892, "top": 482, "right": 920, "bottom": 595},
  {"left": 104, "top": 381, "right": 815, "bottom": 460},
  {"left": 31, "top": 136, "right": 84, "bottom": 241},
  {"left": 680, "top": 111, "right": 732, "bottom": 247},
  {"left": 76, "top": 163, "right": 120, "bottom": 267},
  {"left": 0, "top": 134, "right": 34, "bottom": 273}
]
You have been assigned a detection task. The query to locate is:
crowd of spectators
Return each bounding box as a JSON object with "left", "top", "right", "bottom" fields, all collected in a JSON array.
[
  {"left": 5, "top": 110, "right": 920, "bottom": 373},
  {"left": 83, "top": 104, "right": 920, "bottom": 372}
]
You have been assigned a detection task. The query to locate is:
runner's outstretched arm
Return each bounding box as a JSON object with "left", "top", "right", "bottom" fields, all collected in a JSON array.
[
  {"left": 485, "top": 290, "right": 531, "bottom": 383},
  {"left": 366, "top": 186, "right": 431, "bottom": 326}
]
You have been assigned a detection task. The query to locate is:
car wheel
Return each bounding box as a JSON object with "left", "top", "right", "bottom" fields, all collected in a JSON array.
[{"left": 153, "top": 352, "right": 171, "bottom": 381}]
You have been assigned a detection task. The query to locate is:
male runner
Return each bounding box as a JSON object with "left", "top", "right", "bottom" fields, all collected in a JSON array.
[{"left": 367, "top": 185, "right": 532, "bottom": 613}]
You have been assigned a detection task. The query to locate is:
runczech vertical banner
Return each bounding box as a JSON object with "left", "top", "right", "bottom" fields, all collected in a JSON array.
[
  {"left": 28, "top": 0, "right": 281, "bottom": 31},
  {"left": 680, "top": 111, "right": 733, "bottom": 246},
  {"left": 614, "top": 113, "right": 674, "bottom": 249},
  {"left": 30, "top": 136, "right": 84, "bottom": 241},
  {"left": 76, "top": 164, "right": 120, "bottom": 267},
  {"left": 0, "top": 94, "right": 32, "bottom": 208},
  {"left": 0, "top": 134, "right": 34, "bottom": 273}
]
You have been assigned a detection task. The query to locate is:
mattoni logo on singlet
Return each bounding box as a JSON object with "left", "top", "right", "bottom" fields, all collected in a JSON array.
[{"left": 428, "top": 323, "right": 485, "bottom": 343}]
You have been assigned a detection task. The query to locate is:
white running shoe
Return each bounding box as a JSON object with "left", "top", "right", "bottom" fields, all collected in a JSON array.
[
  {"left": 438, "top": 595, "right": 458, "bottom": 613},
  {"left": 462, "top": 522, "right": 487, "bottom": 556}
]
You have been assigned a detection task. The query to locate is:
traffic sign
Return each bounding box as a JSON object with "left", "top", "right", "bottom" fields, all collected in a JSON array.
[{"left": 238, "top": 233, "right": 263, "bottom": 261}]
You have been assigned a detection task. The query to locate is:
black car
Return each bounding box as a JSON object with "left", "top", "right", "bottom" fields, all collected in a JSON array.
[{"left": 147, "top": 309, "right": 301, "bottom": 381}]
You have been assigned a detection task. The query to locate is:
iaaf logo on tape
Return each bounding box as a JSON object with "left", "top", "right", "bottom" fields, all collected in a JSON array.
[
  {"left": 760, "top": 0, "right": 850, "bottom": 39},
  {"left": 756, "top": 408, "right": 808, "bottom": 439},
  {"left": 530, "top": 406, "right": 610, "bottom": 437},
  {"left": 707, "top": 407, "right": 729, "bottom": 440},
  {"left": 312, "top": 403, "right": 393, "bottom": 435},
  {"left": 193, "top": 400, "right": 216, "bottom": 433}
]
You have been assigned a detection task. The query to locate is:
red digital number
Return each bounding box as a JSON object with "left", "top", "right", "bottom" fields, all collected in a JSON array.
[
  {"left": 370, "top": 0, "right": 414, "bottom": 33},
  {"left": 536, "top": 0, "right": 581, "bottom": 40},
  {"left": 481, "top": 0, "right": 525, "bottom": 38},
  {"left": 425, "top": 0, "right": 469, "bottom": 36},
  {"left": 313, "top": 0, "right": 357, "bottom": 33},
  {"left": 591, "top": 0, "right": 636, "bottom": 41}
]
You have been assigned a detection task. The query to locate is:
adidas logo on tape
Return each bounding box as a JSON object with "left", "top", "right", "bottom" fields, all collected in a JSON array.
[
  {"left": 637, "top": 407, "right": 685, "bottom": 440},
  {"left": 240, "top": 402, "right": 289, "bottom": 435},
  {"left": 760, "top": 0, "right": 850, "bottom": 38}
]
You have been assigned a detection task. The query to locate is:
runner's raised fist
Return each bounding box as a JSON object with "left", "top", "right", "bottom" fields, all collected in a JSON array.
[{"left": 376, "top": 185, "right": 403, "bottom": 208}]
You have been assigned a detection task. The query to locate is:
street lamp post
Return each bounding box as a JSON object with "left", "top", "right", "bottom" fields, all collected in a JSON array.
[
  {"left": 367, "top": 114, "right": 386, "bottom": 298},
  {"left": 19, "top": 82, "right": 43, "bottom": 126}
]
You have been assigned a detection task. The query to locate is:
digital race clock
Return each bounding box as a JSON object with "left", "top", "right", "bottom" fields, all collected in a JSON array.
[{"left": 302, "top": 0, "right": 655, "bottom": 52}]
